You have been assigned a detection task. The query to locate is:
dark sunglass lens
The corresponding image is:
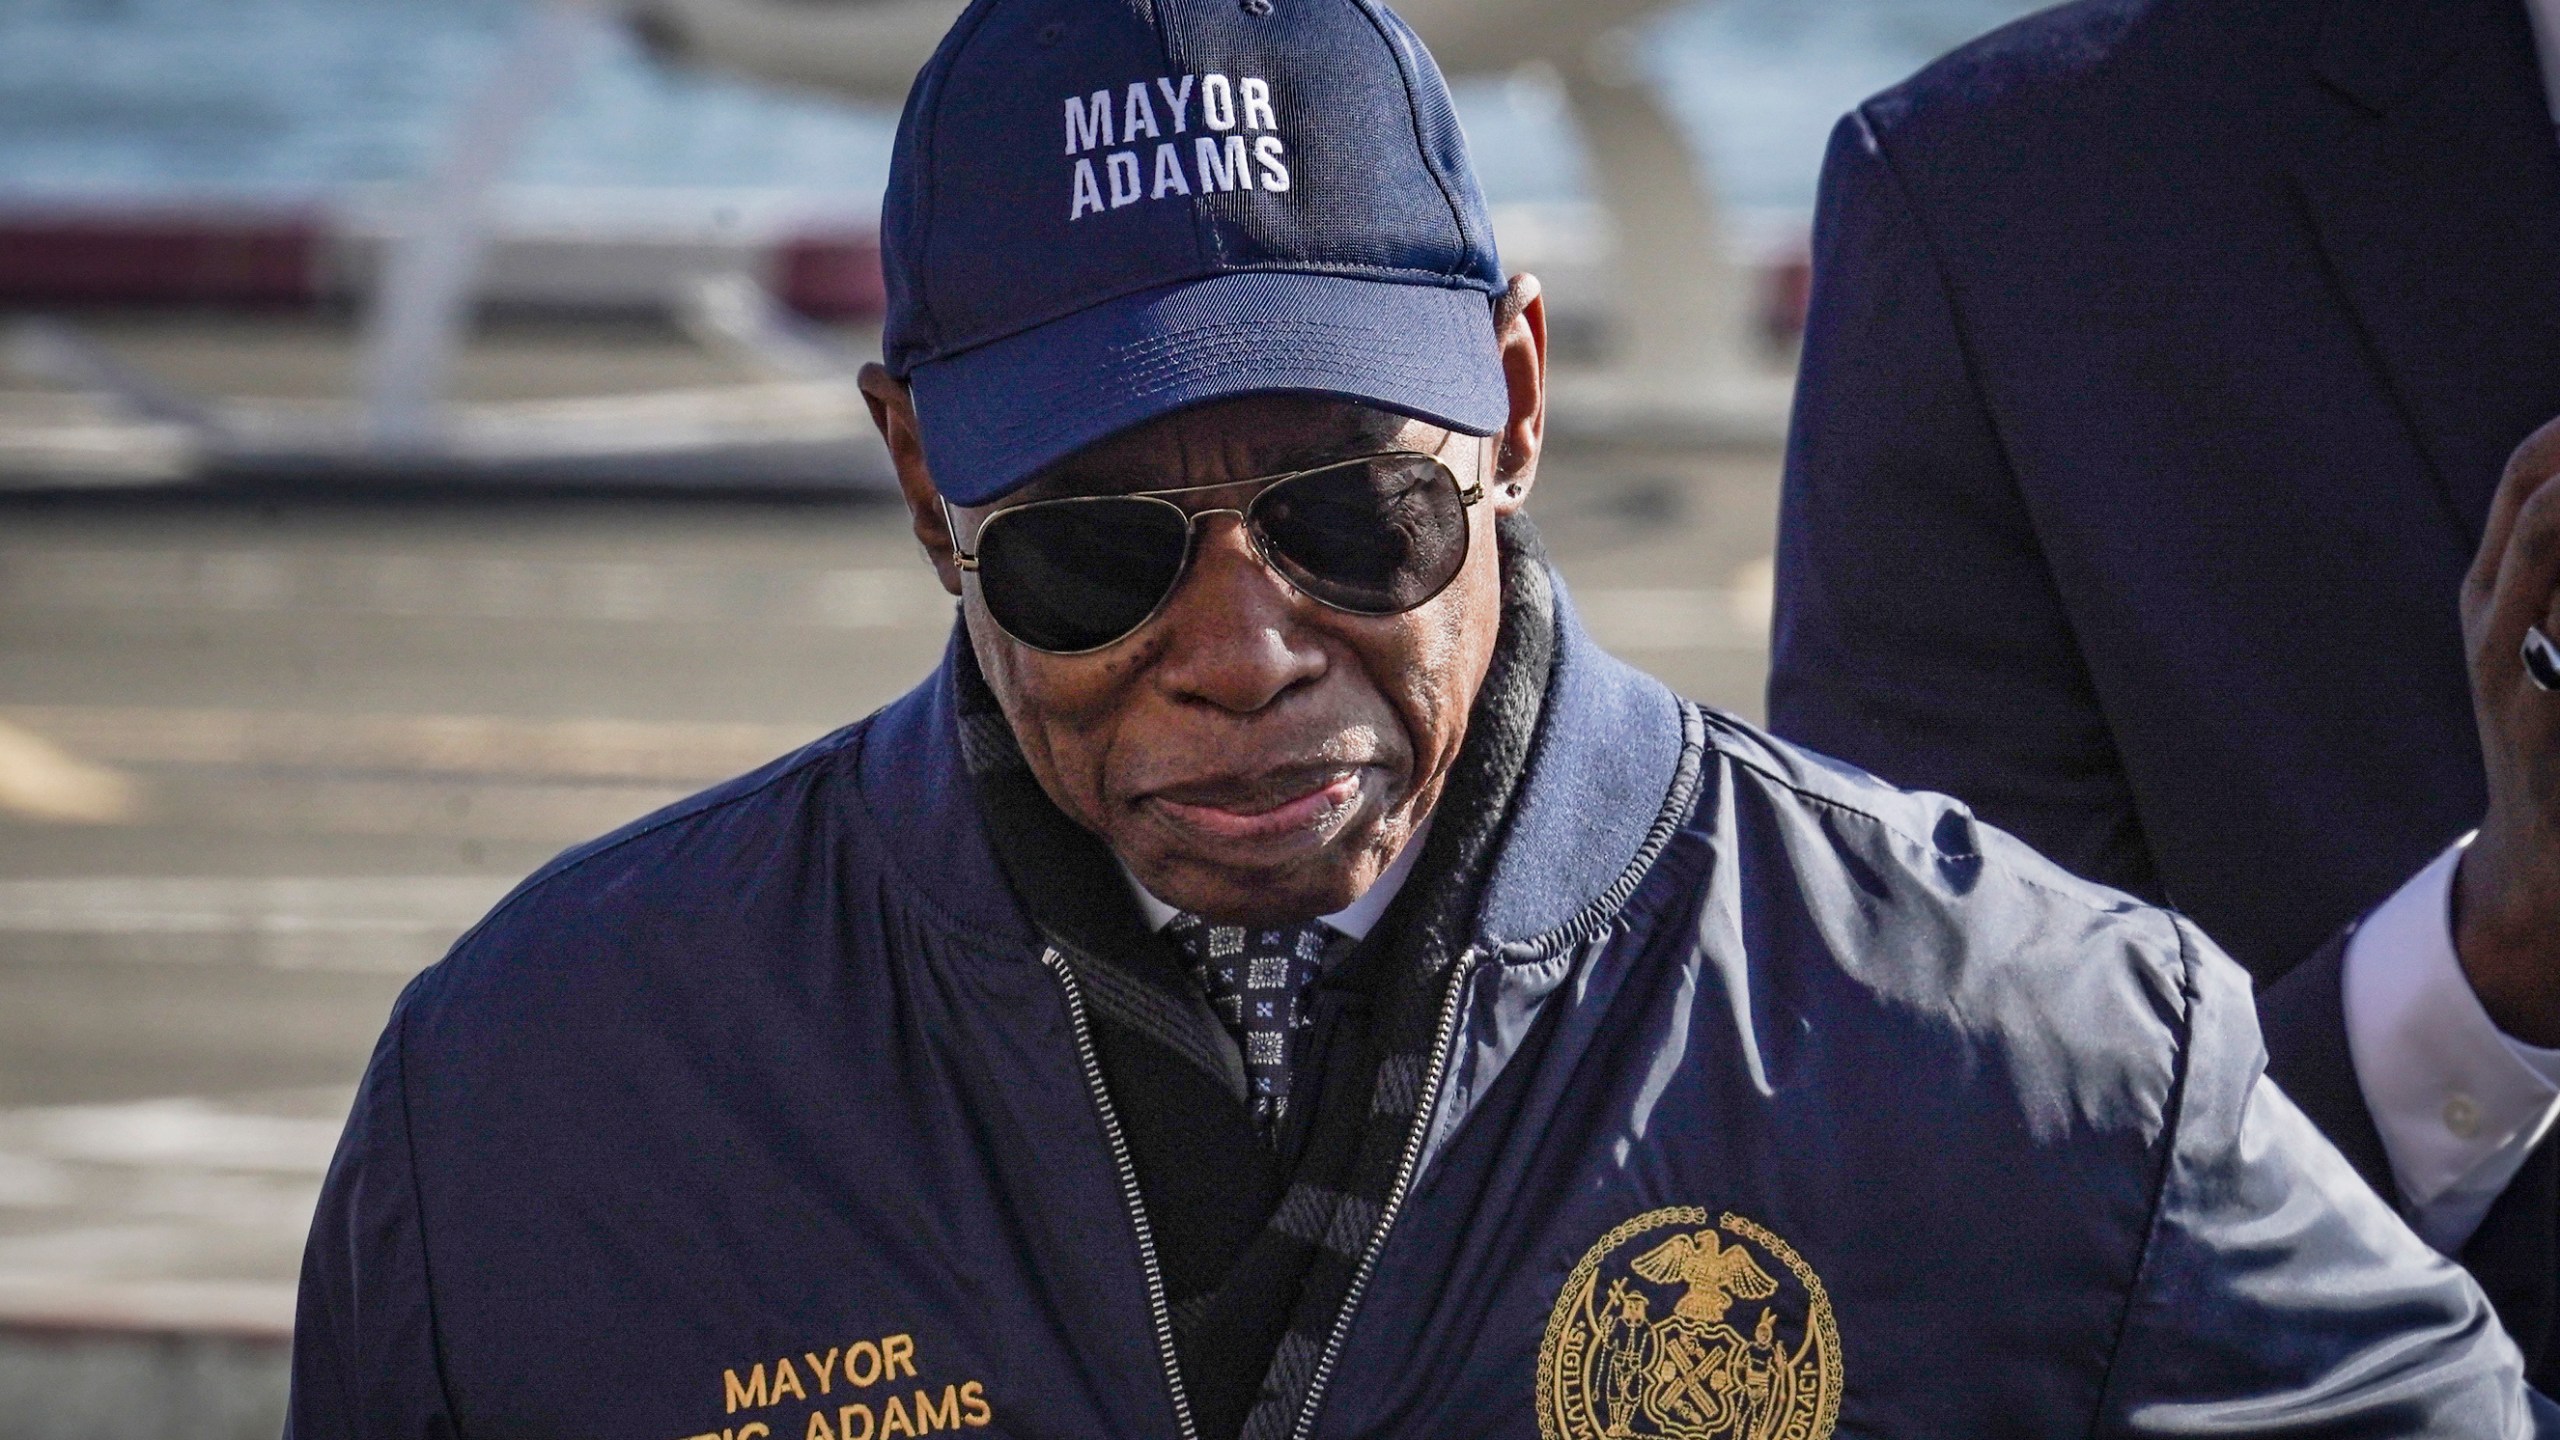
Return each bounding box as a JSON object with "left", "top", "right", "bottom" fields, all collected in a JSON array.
[
  {"left": 976, "top": 499, "right": 1191, "bottom": 652},
  {"left": 1253, "top": 455, "right": 1469, "bottom": 614}
]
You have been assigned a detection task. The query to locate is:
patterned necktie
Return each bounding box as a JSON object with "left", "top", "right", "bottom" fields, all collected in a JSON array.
[{"left": 1163, "top": 914, "right": 1343, "bottom": 1141}]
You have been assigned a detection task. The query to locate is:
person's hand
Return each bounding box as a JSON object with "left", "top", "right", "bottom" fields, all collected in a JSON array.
[{"left": 2453, "top": 417, "right": 2560, "bottom": 1045}]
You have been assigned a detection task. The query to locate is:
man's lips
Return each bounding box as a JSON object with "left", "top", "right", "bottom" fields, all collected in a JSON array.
[{"left": 1145, "top": 770, "right": 1367, "bottom": 844}]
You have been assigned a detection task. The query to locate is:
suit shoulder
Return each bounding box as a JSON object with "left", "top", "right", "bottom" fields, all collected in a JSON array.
[
  {"left": 1853, "top": 0, "right": 2334, "bottom": 159},
  {"left": 1863, "top": 0, "right": 2151, "bottom": 130}
]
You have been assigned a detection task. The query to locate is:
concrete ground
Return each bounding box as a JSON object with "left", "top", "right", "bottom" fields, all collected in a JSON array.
[{"left": 0, "top": 435, "right": 1780, "bottom": 1436}]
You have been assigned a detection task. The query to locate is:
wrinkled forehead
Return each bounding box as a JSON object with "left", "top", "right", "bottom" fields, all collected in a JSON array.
[{"left": 1001, "top": 394, "right": 1454, "bottom": 504}]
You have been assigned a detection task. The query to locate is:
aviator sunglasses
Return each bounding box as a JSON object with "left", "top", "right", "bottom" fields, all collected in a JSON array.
[{"left": 945, "top": 450, "right": 1486, "bottom": 655}]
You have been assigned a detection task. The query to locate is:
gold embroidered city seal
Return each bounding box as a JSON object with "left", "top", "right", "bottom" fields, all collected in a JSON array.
[{"left": 1537, "top": 1207, "right": 1840, "bottom": 1440}]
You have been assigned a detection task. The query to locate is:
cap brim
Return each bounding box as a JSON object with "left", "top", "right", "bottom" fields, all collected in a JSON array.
[{"left": 906, "top": 270, "right": 1509, "bottom": 507}]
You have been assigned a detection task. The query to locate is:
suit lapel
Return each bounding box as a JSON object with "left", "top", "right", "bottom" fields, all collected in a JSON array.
[
  {"left": 2465, "top": 1134, "right": 2560, "bottom": 1382},
  {"left": 2296, "top": 0, "right": 2560, "bottom": 539}
]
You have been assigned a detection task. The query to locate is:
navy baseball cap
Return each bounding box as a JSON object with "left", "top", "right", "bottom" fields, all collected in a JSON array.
[{"left": 879, "top": 0, "right": 1510, "bottom": 507}]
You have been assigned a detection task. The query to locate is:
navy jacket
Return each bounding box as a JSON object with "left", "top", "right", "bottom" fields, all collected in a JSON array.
[
  {"left": 1768, "top": 0, "right": 2560, "bottom": 1379},
  {"left": 290, "top": 591, "right": 2537, "bottom": 1438}
]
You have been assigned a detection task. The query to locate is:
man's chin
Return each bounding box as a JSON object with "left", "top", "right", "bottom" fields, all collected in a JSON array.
[
  {"left": 1150, "top": 868, "right": 1370, "bottom": 928},
  {"left": 1123, "top": 831, "right": 1391, "bottom": 927}
]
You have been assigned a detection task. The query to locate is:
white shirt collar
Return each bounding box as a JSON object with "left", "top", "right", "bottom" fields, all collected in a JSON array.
[{"left": 1122, "top": 813, "right": 1434, "bottom": 942}]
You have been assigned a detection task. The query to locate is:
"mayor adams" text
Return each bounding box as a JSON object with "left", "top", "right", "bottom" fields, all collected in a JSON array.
[{"left": 1064, "top": 74, "right": 1293, "bottom": 221}]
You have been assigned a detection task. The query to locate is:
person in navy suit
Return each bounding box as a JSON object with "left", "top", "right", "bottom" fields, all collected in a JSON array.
[{"left": 1769, "top": 0, "right": 2560, "bottom": 1382}]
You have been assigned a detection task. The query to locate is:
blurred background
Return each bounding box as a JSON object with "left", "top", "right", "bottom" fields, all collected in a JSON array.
[{"left": 0, "top": 0, "right": 2037, "bottom": 1433}]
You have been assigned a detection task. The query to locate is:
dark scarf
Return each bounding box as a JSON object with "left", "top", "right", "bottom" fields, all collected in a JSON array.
[{"left": 955, "top": 515, "right": 1557, "bottom": 1440}]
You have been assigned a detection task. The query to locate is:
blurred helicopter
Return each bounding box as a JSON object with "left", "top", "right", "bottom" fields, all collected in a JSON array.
[
  {"left": 0, "top": 0, "right": 1776, "bottom": 495},
  {"left": 627, "top": 0, "right": 1767, "bottom": 421}
]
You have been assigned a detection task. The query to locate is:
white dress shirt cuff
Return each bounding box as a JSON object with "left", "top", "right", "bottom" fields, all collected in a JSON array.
[{"left": 2344, "top": 834, "right": 2560, "bottom": 1253}]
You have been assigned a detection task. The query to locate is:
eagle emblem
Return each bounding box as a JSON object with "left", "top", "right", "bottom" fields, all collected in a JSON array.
[{"left": 1537, "top": 1208, "right": 1840, "bottom": 1440}]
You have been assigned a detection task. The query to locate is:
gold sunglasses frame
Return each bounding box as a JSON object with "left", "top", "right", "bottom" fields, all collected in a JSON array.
[{"left": 942, "top": 451, "right": 1486, "bottom": 656}]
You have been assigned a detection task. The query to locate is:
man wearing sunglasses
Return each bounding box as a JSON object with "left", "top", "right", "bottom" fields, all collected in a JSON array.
[{"left": 289, "top": 2, "right": 2546, "bottom": 1438}]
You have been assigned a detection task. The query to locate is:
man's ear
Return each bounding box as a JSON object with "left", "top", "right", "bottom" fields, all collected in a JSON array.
[
  {"left": 1491, "top": 273, "right": 1547, "bottom": 517},
  {"left": 861, "top": 362, "right": 964, "bottom": 597}
]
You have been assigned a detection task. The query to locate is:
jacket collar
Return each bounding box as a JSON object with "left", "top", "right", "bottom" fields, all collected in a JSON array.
[
  {"left": 848, "top": 625, "right": 1045, "bottom": 955},
  {"left": 1471, "top": 577, "right": 1691, "bottom": 955},
  {"left": 848, "top": 575, "right": 1692, "bottom": 961}
]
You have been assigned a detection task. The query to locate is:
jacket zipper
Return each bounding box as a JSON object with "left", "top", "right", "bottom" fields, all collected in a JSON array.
[
  {"left": 1039, "top": 945, "right": 1203, "bottom": 1440},
  {"left": 1287, "top": 949, "right": 1480, "bottom": 1440}
]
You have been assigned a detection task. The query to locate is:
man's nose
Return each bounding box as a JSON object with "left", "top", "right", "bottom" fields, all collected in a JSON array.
[{"left": 1148, "top": 513, "right": 1326, "bottom": 714}]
